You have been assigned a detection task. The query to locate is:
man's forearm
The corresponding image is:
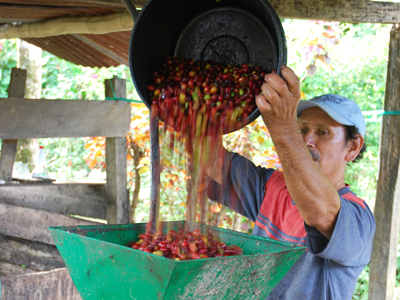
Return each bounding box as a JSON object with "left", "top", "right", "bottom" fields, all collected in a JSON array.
[{"left": 268, "top": 122, "right": 340, "bottom": 238}]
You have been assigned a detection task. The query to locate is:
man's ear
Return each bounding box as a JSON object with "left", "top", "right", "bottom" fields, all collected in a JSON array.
[{"left": 345, "top": 134, "right": 364, "bottom": 162}]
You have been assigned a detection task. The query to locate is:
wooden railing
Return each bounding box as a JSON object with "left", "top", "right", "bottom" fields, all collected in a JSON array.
[{"left": 0, "top": 69, "right": 131, "bottom": 299}]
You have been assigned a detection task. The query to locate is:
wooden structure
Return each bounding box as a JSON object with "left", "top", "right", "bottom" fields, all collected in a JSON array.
[
  {"left": 0, "top": 71, "right": 131, "bottom": 299},
  {"left": 0, "top": 0, "right": 399, "bottom": 299}
]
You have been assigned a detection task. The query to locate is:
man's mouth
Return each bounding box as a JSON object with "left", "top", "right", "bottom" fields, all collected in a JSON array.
[{"left": 309, "top": 150, "right": 320, "bottom": 162}]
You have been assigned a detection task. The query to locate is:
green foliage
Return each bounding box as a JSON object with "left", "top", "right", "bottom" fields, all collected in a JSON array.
[
  {"left": 39, "top": 138, "right": 91, "bottom": 181},
  {"left": 353, "top": 265, "right": 370, "bottom": 300},
  {"left": 41, "top": 51, "right": 136, "bottom": 100},
  {"left": 284, "top": 21, "right": 390, "bottom": 207},
  {"left": 0, "top": 39, "right": 17, "bottom": 97}
]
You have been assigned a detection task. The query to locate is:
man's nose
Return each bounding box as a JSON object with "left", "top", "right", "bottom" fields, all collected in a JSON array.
[{"left": 303, "top": 131, "right": 316, "bottom": 147}]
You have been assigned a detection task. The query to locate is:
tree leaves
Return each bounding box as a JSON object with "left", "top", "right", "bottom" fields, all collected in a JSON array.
[
  {"left": 138, "top": 166, "right": 149, "bottom": 175},
  {"left": 306, "top": 64, "right": 317, "bottom": 77}
]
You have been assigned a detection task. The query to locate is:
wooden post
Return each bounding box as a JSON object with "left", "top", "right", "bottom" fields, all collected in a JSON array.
[
  {"left": 369, "top": 24, "right": 400, "bottom": 300},
  {"left": 104, "top": 76, "right": 129, "bottom": 224},
  {"left": 0, "top": 68, "right": 26, "bottom": 181}
]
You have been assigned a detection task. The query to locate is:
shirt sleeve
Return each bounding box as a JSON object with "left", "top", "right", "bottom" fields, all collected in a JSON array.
[
  {"left": 207, "top": 152, "right": 275, "bottom": 222},
  {"left": 305, "top": 197, "right": 376, "bottom": 266}
]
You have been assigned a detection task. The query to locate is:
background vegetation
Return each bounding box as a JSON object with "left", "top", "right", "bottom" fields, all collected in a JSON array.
[{"left": 0, "top": 20, "right": 398, "bottom": 299}]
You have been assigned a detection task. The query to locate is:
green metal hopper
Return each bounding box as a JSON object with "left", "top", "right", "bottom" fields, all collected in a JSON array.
[{"left": 49, "top": 221, "right": 305, "bottom": 300}]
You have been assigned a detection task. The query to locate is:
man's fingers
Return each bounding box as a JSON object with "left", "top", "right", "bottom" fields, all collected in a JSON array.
[
  {"left": 261, "top": 82, "right": 281, "bottom": 107},
  {"left": 255, "top": 94, "right": 273, "bottom": 115},
  {"left": 263, "top": 66, "right": 300, "bottom": 98},
  {"left": 264, "top": 73, "right": 288, "bottom": 97},
  {"left": 281, "top": 66, "right": 300, "bottom": 97}
]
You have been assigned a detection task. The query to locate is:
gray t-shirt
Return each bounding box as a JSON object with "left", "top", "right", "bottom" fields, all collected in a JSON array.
[{"left": 208, "top": 153, "right": 376, "bottom": 300}]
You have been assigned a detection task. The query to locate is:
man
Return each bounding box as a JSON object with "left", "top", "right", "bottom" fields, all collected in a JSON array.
[{"left": 206, "top": 66, "right": 376, "bottom": 299}]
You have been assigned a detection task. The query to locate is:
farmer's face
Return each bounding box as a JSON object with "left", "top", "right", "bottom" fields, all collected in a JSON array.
[{"left": 298, "top": 107, "right": 349, "bottom": 181}]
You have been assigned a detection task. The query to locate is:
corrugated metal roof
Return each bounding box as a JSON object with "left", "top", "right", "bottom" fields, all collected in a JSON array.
[
  {"left": 0, "top": 0, "right": 137, "bottom": 68},
  {"left": 24, "top": 32, "right": 131, "bottom": 68}
]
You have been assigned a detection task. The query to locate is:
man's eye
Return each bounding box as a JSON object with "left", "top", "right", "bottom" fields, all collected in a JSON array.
[
  {"left": 299, "top": 129, "right": 307, "bottom": 133},
  {"left": 319, "top": 130, "right": 328, "bottom": 135}
]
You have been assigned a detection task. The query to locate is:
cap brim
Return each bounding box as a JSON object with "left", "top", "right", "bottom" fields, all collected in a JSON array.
[{"left": 297, "top": 101, "right": 355, "bottom": 127}]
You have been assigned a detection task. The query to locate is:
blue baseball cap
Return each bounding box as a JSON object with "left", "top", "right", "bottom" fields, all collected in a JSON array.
[{"left": 297, "top": 94, "right": 366, "bottom": 137}]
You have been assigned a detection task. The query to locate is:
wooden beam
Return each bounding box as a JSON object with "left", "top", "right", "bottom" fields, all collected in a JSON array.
[
  {"left": 105, "top": 77, "right": 129, "bottom": 224},
  {"left": 0, "top": 68, "right": 26, "bottom": 181},
  {"left": 0, "top": 234, "right": 65, "bottom": 272},
  {"left": 0, "top": 184, "right": 107, "bottom": 220},
  {"left": 0, "top": 268, "right": 81, "bottom": 300},
  {"left": 1, "top": 0, "right": 400, "bottom": 40},
  {"left": 0, "top": 203, "right": 100, "bottom": 245},
  {"left": 0, "top": 98, "right": 131, "bottom": 139},
  {"left": 369, "top": 24, "right": 400, "bottom": 300},
  {"left": 269, "top": 0, "right": 400, "bottom": 24}
]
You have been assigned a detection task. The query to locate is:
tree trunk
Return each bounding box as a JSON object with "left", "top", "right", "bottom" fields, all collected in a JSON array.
[
  {"left": 130, "top": 143, "right": 143, "bottom": 223},
  {"left": 232, "top": 212, "right": 242, "bottom": 231},
  {"left": 214, "top": 206, "right": 224, "bottom": 227},
  {"left": 16, "top": 40, "right": 42, "bottom": 170}
]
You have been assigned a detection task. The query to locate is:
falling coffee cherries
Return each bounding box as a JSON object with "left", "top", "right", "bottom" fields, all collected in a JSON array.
[
  {"left": 128, "top": 228, "right": 244, "bottom": 260},
  {"left": 148, "top": 57, "right": 267, "bottom": 136}
]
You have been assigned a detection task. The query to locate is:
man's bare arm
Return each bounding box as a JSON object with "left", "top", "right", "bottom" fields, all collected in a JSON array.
[{"left": 255, "top": 66, "right": 341, "bottom": 238}]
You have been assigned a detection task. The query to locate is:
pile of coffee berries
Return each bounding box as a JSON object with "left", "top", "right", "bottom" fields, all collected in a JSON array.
[
  {"left": 148, "top": 57, "right": 267, "bottom": 135},
  {"left": 128, "top": 228, "right": 243, "bottom": 260}
]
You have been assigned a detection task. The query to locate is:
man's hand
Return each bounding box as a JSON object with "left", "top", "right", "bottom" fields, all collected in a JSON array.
[{"left": 255, "top": 66, "right": 301, "bottom": 134}]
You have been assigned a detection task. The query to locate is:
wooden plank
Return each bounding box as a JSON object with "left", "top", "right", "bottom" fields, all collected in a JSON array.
[
  {"left": 0, "top": 234, "right": 65, "bottom": 272},
  {"left": 0, "top": 268, "right": 82, "bottom": 300},
  {"left": 0, "top": 261, "right": 36, "bottom": 277},
  {"left": 269, "top": 0, "right": 400, "bottom": 24},
  {"left": 368, "top": 24, "right": 400, "bottom": 300},
  {"left": 0, "top": 98, "right": 131, "bottom": 139},
  {"left": 0, "top": 184, "right": 107, "bottom": 220},
  {"left": 0, "top": 140, "right": 18, "bottom": 182},
  {"left": 0, "top": 68, "right": 26, "bottom": 181},
  {"left": 105, "top": 77, "right": 129, "bottom": 224},
  {"left": 0, "top": 203, "right": 100, "bottom": 245}
]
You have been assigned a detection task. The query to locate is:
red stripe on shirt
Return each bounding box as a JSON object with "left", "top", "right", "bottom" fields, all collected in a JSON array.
[
  {"left": 255, "top": 220, "right": 281, "bottom": 240},
  {"left": 341, "top": 192, "right": 366, "bottom": 209},
  {"left": 258, "top": 215, "right": 306, "bottom": 244},
  {"left": 258, "top": 171, "right": 307, "bottom": 242}
]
